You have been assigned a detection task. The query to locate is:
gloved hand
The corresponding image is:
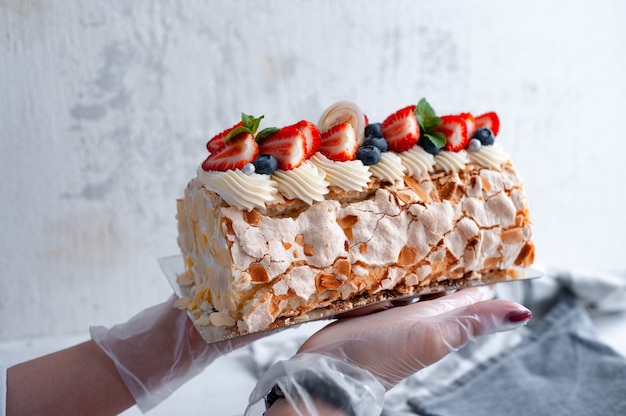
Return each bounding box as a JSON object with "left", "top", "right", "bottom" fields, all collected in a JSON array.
[
  {"left": 90, "top": 294, "right": 268, "bottom": 413},
  {"left": 247, "top": 286, "right": 532, "bottom": 415}
]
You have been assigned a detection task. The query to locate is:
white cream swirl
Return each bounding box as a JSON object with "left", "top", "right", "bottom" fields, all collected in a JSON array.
[
  {"left": 399, "top": 146, "right": 436, "bottom": 178},
  {"left": 310, "top": 152, "right": 372, "bottom": 192},
  {"left": 467, "top": 143, "right": 509, "bottom": 170},
  {"left": 433, "top": 150, "right": 469, "bottom": 173},
  {"left": 196, "top": 166, "right": 278, "bottom": 211},
  {"left": 271, "top": 160, "right": 330, "bottom": 205},
  {"left": 368, "top": 151, "right": 407, "bottom": 183}
]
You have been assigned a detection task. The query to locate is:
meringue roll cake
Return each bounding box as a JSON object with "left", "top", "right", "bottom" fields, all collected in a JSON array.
[{"left": 175, "top": 99, "right": 534, "bottom": 339}]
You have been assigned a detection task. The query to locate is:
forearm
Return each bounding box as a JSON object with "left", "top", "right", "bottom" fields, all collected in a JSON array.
[{"left": 6, "top": 340, "right": 135, "bottom": 416}]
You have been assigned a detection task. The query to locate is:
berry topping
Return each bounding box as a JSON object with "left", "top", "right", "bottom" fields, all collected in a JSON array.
[
  {"left": 459, "top": 112, "right": 476, "bottom": 138},
  {"left": 364, "top": 122, "right": 383, "bottom": 138},
  {"left": 468, "top": 138, "right": 482, "bottom": 152},
  {"left": 206, "top": 121, "right": 243, "bottom": 153},
  {"left": 319, "top": 122, "right": 359, "bottom": 162},
  {"left": 436, "top": 115, "right": 469, "bottom": 152},
  {"left": 474, "top": 112, "right": 500, "bottom": 136},
  {"left": 472, "top": 127, "right": 495, "bottom": 146},
  {"left": 382, "top": 105, "right": 420, "bottom": 153},
  {"left": 356, "top": 145, "right": 382, "bottom": 166},
  {"left": 363, "top": 136, "right": 388, "bottom": 153},
  {"left": 258, "top": 126, "right": 307, "bottom": 171},
  {"left": 417, "top": 135, "right": 441, "bottom": 156},
  {"left": 253, "top": 154, "right": 278, "bottom": 175},
  {"left": 414, "top": 98, "right": 446, "bottom": 154},
  {"left": 202, "top": 133, "right": 259, "bottom": 172},
  {"left": 291, "top": 120, "right": 321, "bottom": 159}
]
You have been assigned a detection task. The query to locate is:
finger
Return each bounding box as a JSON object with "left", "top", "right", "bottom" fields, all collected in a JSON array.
[
  {"left": 414, "top": 299, "right": 532, "bottom": 361},
  {"left": 402, "top": 285, "right": 496, "bottom": 318}
]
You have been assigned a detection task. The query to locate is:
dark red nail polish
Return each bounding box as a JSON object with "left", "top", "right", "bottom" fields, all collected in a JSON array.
[{"left": 506, "top": 309, "right": 532, "bottom": 323}]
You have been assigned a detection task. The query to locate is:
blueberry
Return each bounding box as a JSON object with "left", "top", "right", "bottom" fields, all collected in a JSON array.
[
  {"left": 472, "top": 128, "right": 495, "bottom": 146},
  {"left": 254, "top": 154, "right": 278, "bottom": 175},
  {"left": 356, "top": 145, "right": 382, "bottom": 166},
  {"left": 364, "top": 123, "right": 383, "bottom": 138},
  {"left": 417, "top": 135, "right": 441, "bottom": 156},
  {"left": 363, "top": 135, "right": 388, "bottom": 153}
]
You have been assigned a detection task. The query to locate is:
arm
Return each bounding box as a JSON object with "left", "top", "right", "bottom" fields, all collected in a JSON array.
[{"left": 7, "top": 340, "right": 134, "bottom": 416}]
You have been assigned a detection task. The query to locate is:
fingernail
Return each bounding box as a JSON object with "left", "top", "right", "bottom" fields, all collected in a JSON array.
[{"left": 506, "top": 308, "right": 532, "bottom": 323}]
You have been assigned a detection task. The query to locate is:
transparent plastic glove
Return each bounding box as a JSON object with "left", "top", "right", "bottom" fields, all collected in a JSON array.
[
  {"left": 90, "top": 294, "right": 268, "bottom": 413},
  {"left": 247, "top": 287, "right": 532, "bottom": 415}
]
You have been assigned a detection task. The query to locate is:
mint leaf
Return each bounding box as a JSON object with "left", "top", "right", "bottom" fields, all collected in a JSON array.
[
  {"left": 256, "top": 127, "right": 279, "bottom": 143},
  {"left": 225, "top": 113, "right": 268, "bottom": 141},
  {"left": 225, "top": 125, "right": 251, "bottom": 141},
  {"left": 243, "top": 113, "right": 264, "bottom": 134},
  {"left": 425, "top": 131, "right": 446, "bottom": 148},
  {"left": 414, "top": 98, "right": 442, "bottom": 134}
]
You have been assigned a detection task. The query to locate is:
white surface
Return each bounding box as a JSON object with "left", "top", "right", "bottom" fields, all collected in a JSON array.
[{"left": 1, "top": 0, "right": 625, "bottom": 341}]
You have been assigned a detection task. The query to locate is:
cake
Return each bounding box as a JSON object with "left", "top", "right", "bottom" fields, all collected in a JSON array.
[{"left": 174, "top": 99, "right": 534, "bottom": 341}]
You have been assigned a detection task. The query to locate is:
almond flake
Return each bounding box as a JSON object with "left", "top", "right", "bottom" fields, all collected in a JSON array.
[
  {"left": 249, "top": 262, "right": 270, "bottom": 283},
  {"left": 243, "top": 209, "right": 263, "bottom": 226}
]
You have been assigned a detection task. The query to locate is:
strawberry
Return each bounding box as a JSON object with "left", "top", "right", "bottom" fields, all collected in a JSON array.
[
  {"left": 381, "top": 105, "right": 420, "bottom": 153},
  {"left": 258, "top": 126, "right": 307, "bottom": 170},
  {"left": 319, "top": 122, "right": 359, "bottom": 162},
  {"left": 474, "top": 111, "right": 500, "bottom": 136},
  {"left": 202, "top": 132, "right": 259, "bottom": 171},
  {"left": 459, "top": 112, "right": 476, "bottom": 138},
  {"left": 436, "top": 115, "right": 469, "bottom": 152},
  {"left": 206, "top": 121, "right": 243, "bottom": 154},
  {"left": 290, "top": 120, "right": 321, "bottom": 159}
]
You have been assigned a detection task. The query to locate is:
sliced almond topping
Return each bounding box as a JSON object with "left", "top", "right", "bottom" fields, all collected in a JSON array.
[
  {"left": 481, "top": 176, "right": 492, "bottom": 193},
  {"left": 315, "top": 272, "right": 343, "bottom": 293},
  {"left": 359, "top": 242, "right": 367, "bottom": 254},
  {"left": 283, "top": 241, "right": 292, "bottom": 250},
  {"left": 303, "top": 244, "right": 315, "bottom": 256},
  {"left": 404, "top": 176, "right": 430, "bottom": 203},
  {"left": 396, "top": 189, "right": 416, "bottom": 204},
  {"left": 337, "top": 215, "right": 358, "bottom": 240},
  {"left": 484, "top": 256, "right": 504, "bottom": 268},
  {"left": 514, "top": 242, "right": 535, "bottom": 268},
  {"left": 397, "top": 245, "right": 419, "bottom": 267},
  {"left": 243, "top": 209, "right": 263, "bottom": 226},
  {"left": 294, "top": 234, "right": 304, "bottom": 246},
  {"left": 337, "top": 215, "right": 359, "bottom": 229},
  {"left": 501, "top": 228, "right": 524, "bottom": 244},
  {"left": 334, "top": 258, "right": 351, "bottom": 277},
  {"left": 173, "top": 296, "right": 191, "bottom": 309},
  {"left": 249, "top": 262, "right": 270, "bottom": 283},
  {"left": 176, "top": 271, "right": 194, "bottom": 286}
]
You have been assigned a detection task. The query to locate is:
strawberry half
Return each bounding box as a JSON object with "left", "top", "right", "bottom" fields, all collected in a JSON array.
[
  {"left": 206, "top": 121, "right": 243, "bottom": 154},
  {"left": 437, "top": 115, "right": 469, "bottom": 152},
  {"left": 201, "top": 133, "right": 259, "bottom": 172},
  {"left": 459, "top": 112, "right": 476, "bottom": 138},
  {"left": 290, "top": 120, "right": 321, "bottom": 159},
  {"left": 474, "top": 112, "right": 500, "bottom": 136},
  {"left": 319, "top": 122, "right": 359, "bottom": 162},
  {"left": 381, "top": 105, "right": 420, "bottom": 153},
  {"left": 258, "top": 126, "right": 307, "bottom": 170}
]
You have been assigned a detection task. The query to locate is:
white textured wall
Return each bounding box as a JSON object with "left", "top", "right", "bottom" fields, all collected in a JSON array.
[{"left": 1, "top": 0, "right": 625, "bottom": 340}]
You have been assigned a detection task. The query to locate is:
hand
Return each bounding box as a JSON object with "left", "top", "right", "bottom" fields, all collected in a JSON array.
[
  {"left": 248, "top": 286, "right": 532, "bottom": 415},
  {"left": 298, "top": 286, "right": 532, "bottom": 389},
  {"left": 90, "top": 294, "right": 268, "bottom": 412}
]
